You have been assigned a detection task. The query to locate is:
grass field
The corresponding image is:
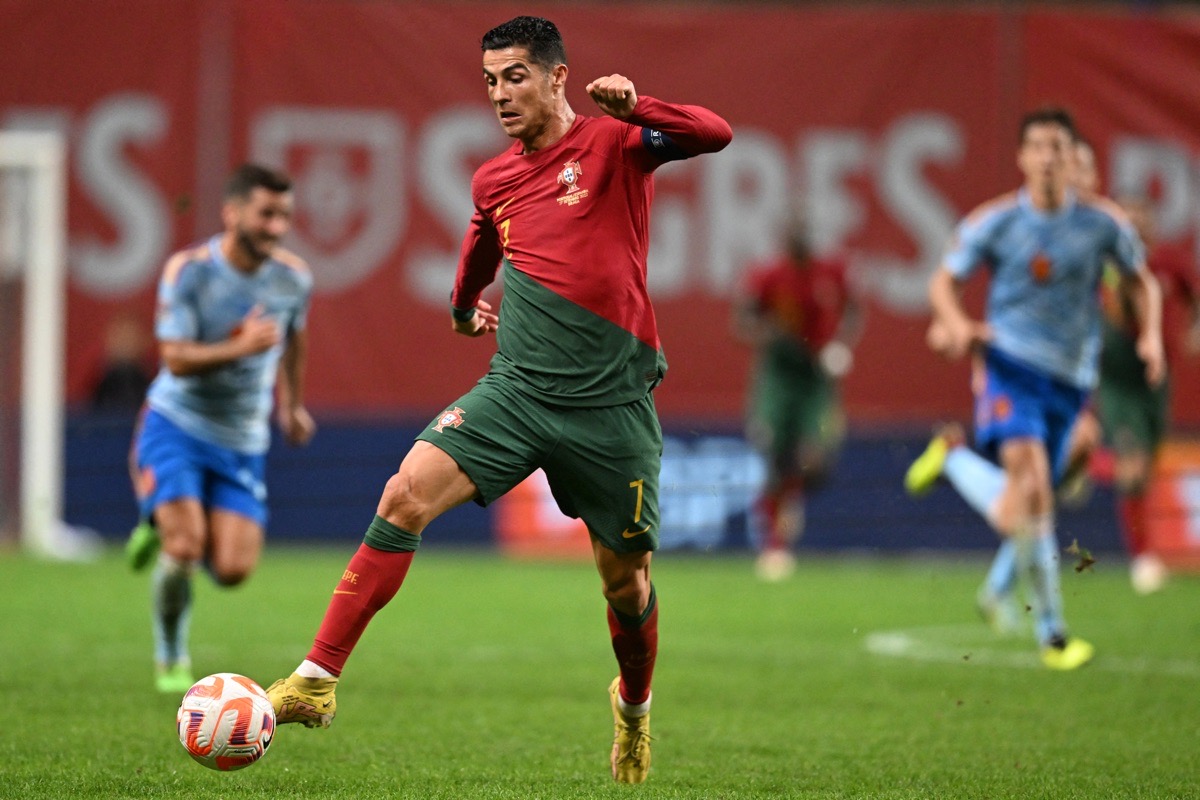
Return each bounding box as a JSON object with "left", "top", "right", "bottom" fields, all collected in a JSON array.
[{"left": 2, "top": 545, "right": 1198, "bottom": 799}]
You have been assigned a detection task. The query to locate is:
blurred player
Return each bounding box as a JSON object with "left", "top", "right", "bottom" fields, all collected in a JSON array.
[
  {"left": 1098, "top": 196, "right": 1200, "bottom": 593},
  {"left": 904, "top": 107, "right": 1163, "bottom": 670},
  {"left": 732, "top": 208, "right": 862, "bottom": 581},
  {"left": 263, "top": 16, "right": 731, "bottom": 784},
  {"left": 125, "top": 163, "right": 316, "bottom": 693},
  {"left": 952, "top": 132, "right": 1106, "bottom": 631}
]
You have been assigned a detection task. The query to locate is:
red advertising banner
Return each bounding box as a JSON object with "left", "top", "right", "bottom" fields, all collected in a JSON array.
[{"left": 2, "top": 2, "right": 1198, "bottom": 425}]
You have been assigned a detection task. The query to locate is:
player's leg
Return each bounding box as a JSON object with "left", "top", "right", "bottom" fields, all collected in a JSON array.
[
  {"left": 269, "top": 381, "right": 548, "bottom": 727},
  {"left": 126, "top": 408, "right": 160, "bottom": 571},
  {"left": 206, "top": 509, "right": 264, "bottom": 586},
  {"left": 150, "top": 496, "right": 206, "bottom": 693},
  {"left": 269, "top": 441, "right": 477, "bottom": 727},
  {"left": 1103, "top": 378, "right": 1170, "bottom": 594},
  {"left": 746, "top": 369, "right": 798, "bottom": 578},
  {"left": 204, "top": 446, "right": 269, "bottom": 587},
  {"left": 132, "top": 411, "right": 210, "bottom": 692},
  {"left": 594, "top": 540, "right": 655, "bottom": 784},
  {"left": 546, "top": 397, "right": 660, "bottom": 783}
]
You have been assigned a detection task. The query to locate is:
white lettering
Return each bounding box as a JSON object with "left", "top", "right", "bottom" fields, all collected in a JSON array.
[{"left": 73, "top": 94, "right": 170, "bottom": 295}]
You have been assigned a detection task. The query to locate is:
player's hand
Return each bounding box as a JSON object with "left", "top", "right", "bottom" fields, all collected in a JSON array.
[
  {"left": 277, "top": 404, "right": 317, "bottom": 446},
  {"left": 1137, "top": 333, "right": 1166, "bottom": 387},
  {"left": 234, "top": 305, "right": 282, "bottom": 355},
  {"left": 819, "top": 340, "right": 854, "bottom": 378},
  {"left": 452, "top": 299, "right": 499, "bottom": 337},
  {"left": 930, "top": 315, "right": 991, "bottom": 360},
  {"left": 586, "top": 74, "right": 637, "bottom": 119}
]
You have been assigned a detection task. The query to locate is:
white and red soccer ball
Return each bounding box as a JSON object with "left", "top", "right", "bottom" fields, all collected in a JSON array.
[{"left": 176, "top": 673, "right": 275, "bottom": 771}]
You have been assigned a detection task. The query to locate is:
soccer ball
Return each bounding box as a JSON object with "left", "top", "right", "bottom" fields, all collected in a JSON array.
[{"left": 176, "top": 673, "right": 276, "bottom": 771}]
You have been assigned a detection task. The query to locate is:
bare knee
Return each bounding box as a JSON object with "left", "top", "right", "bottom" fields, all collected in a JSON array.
[
  {"left": 209, "top": 565, "right": 252, "bottom": 587},
  {"left": 602, "top": 570, "right": 651, "bottom": 617},
  {"left": 377, "top": 471, "right": 431, "bottom": 531}
]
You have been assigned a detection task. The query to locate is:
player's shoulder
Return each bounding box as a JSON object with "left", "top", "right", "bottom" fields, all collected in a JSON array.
[
  {"left": 962, "top": 191, "right": 1021, "bottom": 228},
  {"left": 270, "top": 247, "right": 312, "bottom": 281},
  {"left": 160, "top": 241, "right": 215, "bottom": 287},
  {"left": 1075, "top": 192, "right": 1131, "bottom": 227}
]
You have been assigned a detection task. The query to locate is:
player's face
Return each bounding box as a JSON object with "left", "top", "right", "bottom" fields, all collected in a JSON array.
[
  {"left": 225, "top": 187, "right": 293, "bottom": 264},
  {"left": 1070, "top": 142, "right": 1099, "bottom": 193},
  {"left": 483, "top": 47, "right": 563, "bottom": 144},
  {"left": 1017, "top": 123, "right": 1072, "bottom": 196}
]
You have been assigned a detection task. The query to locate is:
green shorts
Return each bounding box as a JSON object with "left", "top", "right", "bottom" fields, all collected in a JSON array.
[
  {"left": 746, "top": 357, "right": 843, "bottom": 463},
  {"left": 416, "top": 374, "right": 662, "bottom": 553},
  {"left": 1098, "top": 325, "right": 1169, "bottom": 454}
]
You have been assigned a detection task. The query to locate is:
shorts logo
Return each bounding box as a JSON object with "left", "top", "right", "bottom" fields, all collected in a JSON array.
[
  {"left": 432, "top": 406, "right": 466, "bottom": 433},
  {"left": 556, "top": 160, "right": 589, "bottom": 207}
]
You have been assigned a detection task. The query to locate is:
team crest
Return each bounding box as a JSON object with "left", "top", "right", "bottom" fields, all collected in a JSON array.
[
  {"left": 432, "top": 406, "right": 466, "bottom": 433},
  {"left": 1029, "top": 252, "right": 1053, "bottom": 283},
  {"left": 556, "top": 160, "right": 590, "bottom": 206}
]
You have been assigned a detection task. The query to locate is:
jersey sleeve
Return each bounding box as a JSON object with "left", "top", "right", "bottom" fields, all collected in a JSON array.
[
  {"left": 154, "top": 261, "right": 199, "bottom": 342},
  {"left": 1107, "top": 215, "right": 1147, "bottom": 278},
  {"left": 450, "top": 178, "right": 504, "bottom": 312},
  {"left": 943, "top": 212, "right": 994, "bottom": 279},
  {"left": 624, "top": 95, "right": 733, "bottom": 170}
]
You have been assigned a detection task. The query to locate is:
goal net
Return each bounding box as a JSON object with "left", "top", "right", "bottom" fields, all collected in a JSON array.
[{"left": 0, "top": 131, "right": 67, "bottom": 554}]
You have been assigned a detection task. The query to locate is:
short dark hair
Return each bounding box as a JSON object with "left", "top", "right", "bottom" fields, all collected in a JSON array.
[
  {"left": 224, "top": 163, "right": 292, "bottom": 200},
  {"left": 481, "top": 16, "right": 567, "bottom": 71},
  {"left": 1018, "top": 107, "right": 1077, "bottom": 145}
]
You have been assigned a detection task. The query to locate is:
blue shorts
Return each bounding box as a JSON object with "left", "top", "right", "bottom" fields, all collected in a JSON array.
[
  {"left": 974, "top": 349, "right": 1088, "bottom": 484},
  {"left": 132, "top": 408, "right": 269, "bottom": 527}
]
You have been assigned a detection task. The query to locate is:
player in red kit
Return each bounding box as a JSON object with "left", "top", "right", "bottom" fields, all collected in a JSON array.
[
  {"left": 265, "top": 16, "right": 731, "bottom": 784},
  {"left": 733, "top": 210, "right": 862, "bottom": 580}
]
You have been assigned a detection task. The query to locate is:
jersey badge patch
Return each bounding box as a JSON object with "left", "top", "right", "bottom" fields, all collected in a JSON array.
[
  {"left": 556, "top": 160, "right": 589, "bottom": 207},
  {"left": 1029, "top": 252, "right": 1053, "bottom": 284},
  {"left": 432, "top": 406, "right": 467, "bottom": 433}
]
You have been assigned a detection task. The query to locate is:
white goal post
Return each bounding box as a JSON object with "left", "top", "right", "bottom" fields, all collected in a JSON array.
[{"left": 0, "top": 131, "right": 67, "bottom": 555}]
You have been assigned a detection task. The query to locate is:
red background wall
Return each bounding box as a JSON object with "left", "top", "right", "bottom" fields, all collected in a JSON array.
[{"left": 3, "top": 1, "right": 1198, "bottom": 426}]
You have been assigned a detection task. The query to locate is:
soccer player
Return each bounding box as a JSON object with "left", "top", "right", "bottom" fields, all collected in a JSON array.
[
  {"left": 732, "top": 209, "right": 862, "bottom": 581},
  {"left": 904, "top": 107, "right": 1163, "bottom": 670},
  {"left": 125, "top": 164, "right": 316, "bottom": 693},
  {"left": 1098, "top": 196, "right": 1200, "bottom": 594},
  {"left": 264, "top": 16, "right": 731, "bottom": 784}
]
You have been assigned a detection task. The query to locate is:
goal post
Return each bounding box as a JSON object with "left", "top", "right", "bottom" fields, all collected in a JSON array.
[{"left": 0, "top": 130, "right": 68, "bottom": 556}]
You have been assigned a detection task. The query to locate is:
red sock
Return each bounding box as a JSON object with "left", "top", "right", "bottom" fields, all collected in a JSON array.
[
  {"left": 1118, "top": 493, "right": 1149, "bottom": 556},
  {"left": 759, "top": 493, "right": 782, "bottom": 550},
  {"left": 306, "top": 543, "right": 414, "bottom": 676},
  {"left": 608, "top": 590, "right": 658, "bottom": 706}
]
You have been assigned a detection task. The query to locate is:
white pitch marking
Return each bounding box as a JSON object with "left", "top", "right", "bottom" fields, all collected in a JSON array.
[{"left": 865, "top": 624, "right": 1200, "bottom": 678}]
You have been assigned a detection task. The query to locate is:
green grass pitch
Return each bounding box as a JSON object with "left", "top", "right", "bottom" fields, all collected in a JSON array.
[{"left": 2, "top": 546, "right": 1198, "bottom": 799}]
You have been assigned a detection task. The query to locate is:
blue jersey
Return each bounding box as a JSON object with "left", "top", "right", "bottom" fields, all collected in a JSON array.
[
  {"left": 944, "top": 188, "right": 1143, "bottom": 390},
  {"left": 145, "top": 235, "right": 313, "bottom": 454}
]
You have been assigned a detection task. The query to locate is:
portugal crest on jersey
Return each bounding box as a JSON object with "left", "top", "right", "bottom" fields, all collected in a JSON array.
[
  {"left": 432, "top": 406, "right": 466, "bottom": 433},
  {"left": 556, "top": 160, "right": 590, "bottom": 207}
]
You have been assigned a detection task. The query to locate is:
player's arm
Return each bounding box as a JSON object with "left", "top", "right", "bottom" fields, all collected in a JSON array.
[
  {"left": 275, "top": 326, "right": 316, "bottom": 446},
  {"left": 586, "top": 75, "right": 732, "bottom": 158},
  {"left": 928, "top": 267, "right": 991, "bottom": 361},
  {"left": 1120, "top": 266, "right": 1165, "bottom": 385},
  {"left": 730, "top": 284, "right": 777, "bottom": 347},
  {"left": 160, "top": 305, "right": 281, "bottom": 376},
  {"left": 820, "top": 279, "right": 865, "bottom": 379},
  {"left": 449, "top": 203, "right": 502, "bottom": 337}
]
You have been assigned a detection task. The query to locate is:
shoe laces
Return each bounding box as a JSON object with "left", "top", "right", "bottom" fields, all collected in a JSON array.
[{"left": 615, "top": 721, "right": 652, "bottom": 765}]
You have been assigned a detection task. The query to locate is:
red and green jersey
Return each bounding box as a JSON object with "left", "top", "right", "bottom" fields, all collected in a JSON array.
[
  {"left": 745, "top": 254, "right": 851, "bottom": 358},
  {"left": 1101, "top": 242, "right": 1198, "bottom": 364},
  {"left": 452, "top": 96, "right": 732, "bottom": 407}
]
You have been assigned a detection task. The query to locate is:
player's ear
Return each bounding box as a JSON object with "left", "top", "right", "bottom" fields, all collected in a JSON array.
[{"left": 551, "top": 63, "right": 568, "bottom": 94}]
